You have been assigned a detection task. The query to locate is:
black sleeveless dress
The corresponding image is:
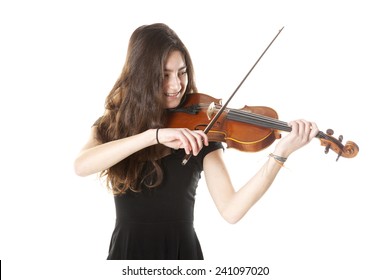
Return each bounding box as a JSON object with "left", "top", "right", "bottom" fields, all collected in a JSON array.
[{"left": 106, "top": 142, "right": 223, "bottom": 260}]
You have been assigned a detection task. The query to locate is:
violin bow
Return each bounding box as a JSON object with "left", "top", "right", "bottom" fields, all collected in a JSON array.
[{"left": 182, "top": 27, "right": 285, "bottom": 165}]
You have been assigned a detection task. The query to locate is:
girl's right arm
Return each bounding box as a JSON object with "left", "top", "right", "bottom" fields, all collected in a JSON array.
[
  {"left": 74, "top": 127, "right": 208, "bottom": 177},
  {"left": 74, "top": 126, "right": 157, "bottom": 177}
]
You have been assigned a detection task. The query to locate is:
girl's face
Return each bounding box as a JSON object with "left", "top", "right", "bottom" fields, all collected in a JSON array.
[{"left": 162, "top": 50, "right": 188, "bottom": 109}]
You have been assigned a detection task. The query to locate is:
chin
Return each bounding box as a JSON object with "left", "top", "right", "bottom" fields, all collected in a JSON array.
[
  {"left": 166, "top": 100, "right": 180, "bottom": 109},
  {"left": 165, "top": 93, "right": 185, "bottom": 108}
]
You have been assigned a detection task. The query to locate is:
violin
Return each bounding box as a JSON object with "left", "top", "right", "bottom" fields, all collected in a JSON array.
[
  {"left": 167, "top": 27, "right": 358, "bottom": 164},
  {"left": 167, "top": 93, "right": 359, "bottom": 161}
]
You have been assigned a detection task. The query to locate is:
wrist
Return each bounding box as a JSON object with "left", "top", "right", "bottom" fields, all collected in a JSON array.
[
  {"left": 272, "top": 147, "right": 291, "bottom": 159},
  {"left": 155, "top": 128, "right": 161, "bottom": 145},
  {"left": 142, "top": 128, "right": 160, "bottom": 146},
  {"left": 269, "top": 153, "right": 288, "bottom": 165}
]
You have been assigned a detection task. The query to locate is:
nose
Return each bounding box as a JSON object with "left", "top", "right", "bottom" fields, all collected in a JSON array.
[{"left": 167, "top": 75, "right": 181, "bottom": 93}]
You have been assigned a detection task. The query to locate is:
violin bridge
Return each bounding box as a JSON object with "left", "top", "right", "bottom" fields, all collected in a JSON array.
[{"left": 207, "top": 102, "right": 216, "bottom": 120}]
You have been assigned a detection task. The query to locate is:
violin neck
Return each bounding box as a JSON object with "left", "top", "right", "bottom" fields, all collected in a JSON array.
[
  {"left": 226, "top": 108, "right": 329, "bottom": 140},
  {"left": 227, "top": 108, "right": 292, "bottom": 132},
  {"left": 227, "top": 108, "right": 330, "bottom": 140}
]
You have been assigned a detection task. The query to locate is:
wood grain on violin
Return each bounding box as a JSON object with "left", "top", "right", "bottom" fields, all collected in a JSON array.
[{"left": 167, "top": 93, "right": 359, "bottom": 161}]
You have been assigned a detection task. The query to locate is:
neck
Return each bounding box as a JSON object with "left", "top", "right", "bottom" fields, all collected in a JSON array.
[{"left": 227, "top": 108, "right": 292, "bottom": 132}]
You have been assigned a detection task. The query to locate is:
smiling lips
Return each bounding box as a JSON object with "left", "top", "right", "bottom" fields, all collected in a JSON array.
[{"left": 164, "top": 91, "right": 181, "bottom": 98}]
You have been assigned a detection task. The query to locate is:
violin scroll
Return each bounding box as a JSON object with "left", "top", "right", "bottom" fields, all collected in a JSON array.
[{"left": 319, "top": 129, "right": 359, "bottom": 161}]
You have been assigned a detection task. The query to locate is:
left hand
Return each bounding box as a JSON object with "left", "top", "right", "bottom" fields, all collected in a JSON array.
[{"left": 274, "top": 119, "right": 319, "bottom": 157}]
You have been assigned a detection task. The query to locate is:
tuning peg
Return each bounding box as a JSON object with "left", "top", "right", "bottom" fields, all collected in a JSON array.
[
  {"left": 326, "top": 129, "right": 334, "bottom": 136},
  {"left": 324, "top": 129, "right": 333, "bottom": 154},
  {"left": 338, "top": 135, "right": 343, "bottom": 142},
  {"left": 336, "top": 152, "right": 342, "bottom": 161}
]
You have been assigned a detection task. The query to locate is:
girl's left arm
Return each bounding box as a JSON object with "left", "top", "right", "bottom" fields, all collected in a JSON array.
[
  {"left": 203, "top": 149, "right": 283, "bottom": 224},
  {"left": 203, "top": 119, "right": 318, "bottom": 224}
]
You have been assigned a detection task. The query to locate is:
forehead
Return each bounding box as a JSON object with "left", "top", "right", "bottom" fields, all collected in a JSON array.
[{"left": 164, "top": 50, "right": 186, "bottom": 71}]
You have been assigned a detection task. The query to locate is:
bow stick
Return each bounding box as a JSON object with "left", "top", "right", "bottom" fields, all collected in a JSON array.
[{"left": 182, "top": 27, "right": 285, "bottom": 165}]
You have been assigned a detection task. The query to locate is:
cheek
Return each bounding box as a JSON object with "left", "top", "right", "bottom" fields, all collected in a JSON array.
[
  {"left": 181, "top": 76, "right": 188, "bottom": 89},
  {"left": 162, "top": 78, "right": 169, "bottom": 90}
]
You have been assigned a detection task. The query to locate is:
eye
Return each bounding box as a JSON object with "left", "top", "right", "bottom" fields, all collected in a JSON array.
[{"left": 179, "top": 70, "right": 187, "bottom": 76}]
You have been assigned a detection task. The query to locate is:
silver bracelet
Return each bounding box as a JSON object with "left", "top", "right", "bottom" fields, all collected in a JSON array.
[{"left": 269, "top": 153, "right": 288, "bottom": 163}]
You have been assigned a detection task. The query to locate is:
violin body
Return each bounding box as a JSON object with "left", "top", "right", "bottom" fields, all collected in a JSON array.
[
  {"left": 167, "top": 93, "right": 359, "bottom": 161},
  {"left": 167, "top": 93, "right": 281, "bottom": 152}
]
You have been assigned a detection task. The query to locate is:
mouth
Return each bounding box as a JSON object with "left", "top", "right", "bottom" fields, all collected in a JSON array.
[{"left": 164, "top": 91, "right": 181, "bottom": 98}]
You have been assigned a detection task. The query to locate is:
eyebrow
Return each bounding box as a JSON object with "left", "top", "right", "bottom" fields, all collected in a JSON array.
[{"left": 164, "top": 65, "right": 187, "bottom": 72}]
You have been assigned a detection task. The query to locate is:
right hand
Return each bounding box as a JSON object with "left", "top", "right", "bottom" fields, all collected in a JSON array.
[{"left": 156, "top": 128, "right": 209, "bottom": 155}]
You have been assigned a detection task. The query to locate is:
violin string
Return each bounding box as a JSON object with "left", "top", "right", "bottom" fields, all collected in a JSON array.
[
  {"left": 198, "top": 103, "right": 351, "bottom": 156},
  {"left": 200, "top": 103, "right": 329, "bottom": 139},
  {"left": 208, "top": 104, "right": 289, "bottom": 130},
  {"left": 204, "top": 104, "right": 348, "bottom": 153},
  {"left": 227, "top": 108, "right": 291, "bottom": 132}
]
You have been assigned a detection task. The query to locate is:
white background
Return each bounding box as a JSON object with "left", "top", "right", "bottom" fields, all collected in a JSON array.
[{"left": 1, "top": 0, "right": 389, "bottom": 279}]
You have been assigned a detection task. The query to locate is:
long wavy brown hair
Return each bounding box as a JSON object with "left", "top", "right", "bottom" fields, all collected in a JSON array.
[{"left": 94, "top": 23, "right": 197, "bottom": 195}]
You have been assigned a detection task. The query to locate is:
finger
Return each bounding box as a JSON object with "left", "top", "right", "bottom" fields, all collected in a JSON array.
[
  {"left": 175, "top": 129, "right": 192, "bottom": 154},
  {"left": 177, "top": 139, "right": 191, "bottom": 154},
  {"left": 294, "top": 120, "right": 304, "bottom": 136},
  {"left": 194, "top": 130, "right": 209, "bottom": 146},
  {"left": 309, "top": 121, "right": 319, "bottom": 139},
  {"left": 191, "top": 130, "right": 203, "bottom": 153},
  {"left": 300, "top": 119, "right": 312, "bottom": 140},
  {"left": 288, "top": 121, "right": 298, "bottom": 135},
  {"left": 188, "top": 129, "right": 206, "bottom": 155},
  {"left": 181, "top": 129, "right": 199, "bottom": 155},
  {"left": 187, "top": 130, "right": 209, "bottom": 155}
]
